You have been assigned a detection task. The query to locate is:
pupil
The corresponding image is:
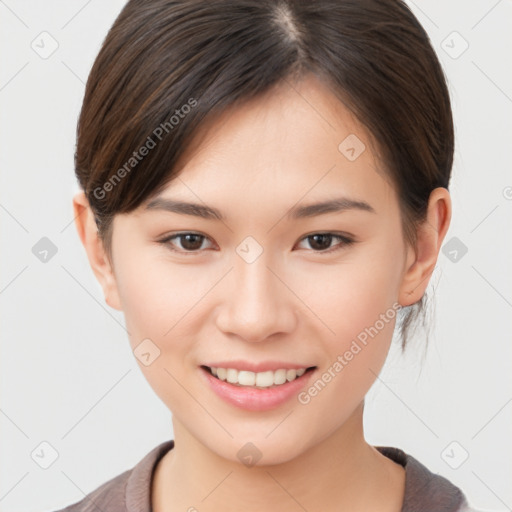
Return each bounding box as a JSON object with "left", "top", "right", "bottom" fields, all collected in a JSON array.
[
  {"left": 310, "top": 234, "right": 331, "bottom": 250},
  {"left": 182, "top": 234, "right": 202, "bottom": 250}
]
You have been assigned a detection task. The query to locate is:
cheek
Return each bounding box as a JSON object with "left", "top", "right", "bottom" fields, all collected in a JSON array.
[
  {"left": 114, "top": 248, "right": 210, "bottom": 346},
  {"left": 113, "top": 252, "right": 209, "bottom": 409},
  {"left": 294, "top": 240, "right": 403, "bottom": 346},
  {"left": 294, "top": 248, "right": 402, "bottom": 426},
  {"left": 288, "top": 237, "right": 404, "bottom": 414}
]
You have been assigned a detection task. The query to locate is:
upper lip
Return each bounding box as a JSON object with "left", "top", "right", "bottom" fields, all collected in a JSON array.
[{"left": 202, "top": 360, "right": 316, "bottom": 373}]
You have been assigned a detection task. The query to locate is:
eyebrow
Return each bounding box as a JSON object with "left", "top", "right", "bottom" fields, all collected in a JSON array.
[{"left": 144, "top": 196, "right": 376, "bottom": 221}]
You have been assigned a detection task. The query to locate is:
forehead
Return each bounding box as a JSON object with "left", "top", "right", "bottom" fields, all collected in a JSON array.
[{"left": 141, "top": 74, "right": 398, "bottom": 221}]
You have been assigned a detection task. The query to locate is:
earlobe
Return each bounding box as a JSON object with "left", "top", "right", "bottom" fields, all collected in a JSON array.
[
  {"left": 398, "top": 187, "right": 452, "bottom": 306},
  {"left": 72, "top": 191, "right": 123, "bottom": 311}
]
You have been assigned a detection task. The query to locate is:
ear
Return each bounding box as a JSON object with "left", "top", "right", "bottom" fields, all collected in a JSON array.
[
  {"left": 72, "top": 191, "right": 123, "bottom": 311},
  {"left": 398, "top": 187, "right": 452, "bottom": 306}
]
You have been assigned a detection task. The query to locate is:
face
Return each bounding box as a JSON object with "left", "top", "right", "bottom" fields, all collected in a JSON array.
[{"left": 97, "top": 74, "right": 418, "bottom": 464}]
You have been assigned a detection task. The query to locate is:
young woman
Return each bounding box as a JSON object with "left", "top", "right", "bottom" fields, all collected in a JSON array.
[{"left": 55, "top": 0, "right": 483, "bottom": 510}]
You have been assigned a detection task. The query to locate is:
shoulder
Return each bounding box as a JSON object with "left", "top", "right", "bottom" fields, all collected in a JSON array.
[
  {"left": 49, "top": 440, "right": 175, "bottom": 512},
  {"left": 52, "top": 469, "right": 130, "bottom": 512},
  {"left": 375, "top": 445, "right": 477, "bottom": 512}
]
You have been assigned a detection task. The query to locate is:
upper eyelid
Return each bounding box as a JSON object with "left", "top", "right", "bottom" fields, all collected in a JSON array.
[
  {"left": 160, "top": 231, "right": 354, "bottom": 252},
  {"left": 164, "top": 232, "right": 216, "bottom": 250},
  {"left": 160, "top": 231, "right": 352, "bottom": 241}
]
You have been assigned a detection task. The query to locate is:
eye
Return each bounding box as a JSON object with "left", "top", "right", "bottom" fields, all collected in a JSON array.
[
  {"left": 157, "top": 231, "right": 355, "bottom": 255},
  {"left": 158, "top": 232, "right": 214, "bottom": 254},
  {"left": 296, "top": 232, "right": 355, "bottom": 254}
]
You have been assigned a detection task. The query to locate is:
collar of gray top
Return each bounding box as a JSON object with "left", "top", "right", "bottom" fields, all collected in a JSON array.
[{"left": 124, "top": 440, "right": 469, "bottom": 512}]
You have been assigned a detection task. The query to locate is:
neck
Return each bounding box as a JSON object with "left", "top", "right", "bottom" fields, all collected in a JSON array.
[{"left": 152, "top": 402, "right": 405, "bottom": 512}]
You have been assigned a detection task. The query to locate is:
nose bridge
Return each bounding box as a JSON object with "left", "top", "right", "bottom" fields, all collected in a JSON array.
[{"left": 216, "top": 244, "right": 295, "bottom": 341}]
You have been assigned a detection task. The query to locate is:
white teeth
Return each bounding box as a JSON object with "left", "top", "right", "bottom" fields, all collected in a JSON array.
[
  {"left": 273, "top": 369, "right": 287, "bottom": 385},
  {"left": 226, "top": 368, "right": 238, "bottom": 384},
  {"left": 209, "top": 366, "right": 310, "bottom": 387},
  {"left": 238, "top": 370, "right": 256, "bottom": 386}
]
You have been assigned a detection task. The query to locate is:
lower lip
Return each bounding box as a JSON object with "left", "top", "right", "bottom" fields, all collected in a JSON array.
[{"left": 199, "top": 366, "right": 316, "bottom": 411}]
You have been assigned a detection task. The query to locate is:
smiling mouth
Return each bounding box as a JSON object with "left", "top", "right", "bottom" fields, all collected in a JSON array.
[{"left": 201, "top": 365, "right": 317, "bottom": 388}]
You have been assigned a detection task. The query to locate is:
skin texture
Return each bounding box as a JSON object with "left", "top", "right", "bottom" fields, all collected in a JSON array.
[{"left": 73, "top": 74, "right": 451, "bottom": 512}]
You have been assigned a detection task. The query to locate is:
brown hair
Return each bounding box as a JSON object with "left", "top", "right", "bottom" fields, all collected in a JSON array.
[{"left": 74, "top": 0, "right": 454, "bottom": 352}]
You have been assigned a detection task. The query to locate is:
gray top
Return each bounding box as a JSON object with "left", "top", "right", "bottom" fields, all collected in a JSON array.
[{"left": 50, "top": 440, "right": 473, "bottom": 512}]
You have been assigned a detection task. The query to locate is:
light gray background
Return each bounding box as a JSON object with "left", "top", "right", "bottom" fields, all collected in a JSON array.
[{"left": 1, "top": 1, "right": 511, "bottom": 511}]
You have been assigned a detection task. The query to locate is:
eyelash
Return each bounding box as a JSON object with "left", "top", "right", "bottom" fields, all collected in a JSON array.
[{"left": 157, "top": 231, "right": 356, "bottom": 256}]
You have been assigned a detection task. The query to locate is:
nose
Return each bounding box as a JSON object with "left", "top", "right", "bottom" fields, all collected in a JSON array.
[{"left": 215, "top": 251, "right": 297, "bottom": 343}]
